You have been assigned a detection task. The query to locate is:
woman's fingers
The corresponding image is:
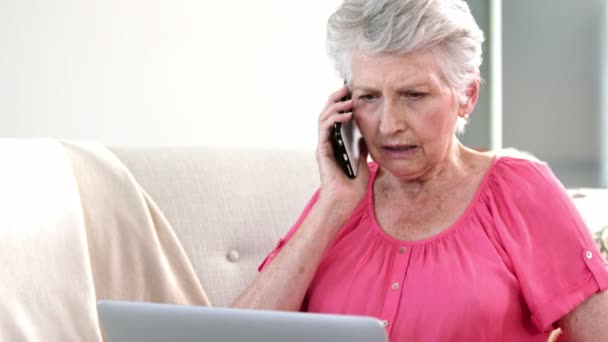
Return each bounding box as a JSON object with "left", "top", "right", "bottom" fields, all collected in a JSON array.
[
  {"left": 318, "top": 98, "right": 353, "bottom": 138},
  {"left": 316, "top": 85, "right": 357, "bottom": 167},
  {"left": 319, "top": 84, "right": 353, "bottom": 127},
  {"left": 325, "top": 85, "right": 350, "bottom": 107},
  {"left": 319, "top": 99, "right": 353, "bottom": 124},
  {"left": 317, "top": 112, "right": 352, "bottom": 158}
]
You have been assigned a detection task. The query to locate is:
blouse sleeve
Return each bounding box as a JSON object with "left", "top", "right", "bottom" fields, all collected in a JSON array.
[
  {"left": 257, "top": 189, "right": 320, "bottom": 272},
  {"left": 492, "top": 158, "right": 608, "bottom": 332}
]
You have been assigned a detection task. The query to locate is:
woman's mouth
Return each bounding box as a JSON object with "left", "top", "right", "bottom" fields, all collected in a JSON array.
[
  {"left": 382, "top": 145, "right": 419, "bottom": 157},
  {"left": 384, "top": 145, "right": 417, "bottom": 151}
]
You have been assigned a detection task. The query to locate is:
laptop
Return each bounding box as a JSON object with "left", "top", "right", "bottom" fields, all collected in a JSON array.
[{"left": 97, "top": 300, "right": 389, "bottom": 342}]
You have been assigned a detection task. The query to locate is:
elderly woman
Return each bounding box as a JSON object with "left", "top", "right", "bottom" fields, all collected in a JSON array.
[{"left": 233, "top": 0, "right": 608, "bottom": 340}]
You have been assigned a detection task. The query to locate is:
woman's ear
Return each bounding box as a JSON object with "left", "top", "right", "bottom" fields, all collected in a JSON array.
[{"left": 459, "top": 78, "right": 480, "bottom": 118}]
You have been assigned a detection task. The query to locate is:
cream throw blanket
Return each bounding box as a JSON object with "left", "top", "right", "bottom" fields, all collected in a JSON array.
[{"left": 0, "top": 139, "right": 210, "bottom": 341}]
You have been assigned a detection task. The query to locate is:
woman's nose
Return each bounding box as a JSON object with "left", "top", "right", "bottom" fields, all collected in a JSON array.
[{"left": 378, "top": 100, "right": 407, "bottom": 135}]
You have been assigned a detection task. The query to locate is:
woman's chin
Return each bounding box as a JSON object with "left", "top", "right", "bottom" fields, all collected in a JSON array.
[{"left": 376, "top": 159, "right": 426, "bottom": 181}]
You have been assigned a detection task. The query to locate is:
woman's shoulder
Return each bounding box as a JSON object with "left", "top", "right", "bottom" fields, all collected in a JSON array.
[
  {"left": 460, "top": 147, "right": 551, "bottom": 192},
  {"left": 484, "top": 148, "right": 569, "bottom": 209},
  {"left": 493, "top": 148, "right": 544, "bottom": 163},
  {"left": 491, "top": 148, "right": 553, "bottom": 184}
]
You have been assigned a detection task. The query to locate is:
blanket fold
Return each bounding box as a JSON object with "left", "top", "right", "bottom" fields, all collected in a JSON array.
[{"left": 0, "top": 138, "right": 209, "bottom": 342}]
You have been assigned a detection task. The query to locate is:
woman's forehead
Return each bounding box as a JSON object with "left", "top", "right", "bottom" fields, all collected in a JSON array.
[{"left": 350, "top": 50, "right": 446, "bottom": 90}]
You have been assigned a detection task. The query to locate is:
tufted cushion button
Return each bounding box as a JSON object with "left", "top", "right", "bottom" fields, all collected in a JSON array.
[{"left": 227, "top": 250, "right": 240, "bottom": 262}]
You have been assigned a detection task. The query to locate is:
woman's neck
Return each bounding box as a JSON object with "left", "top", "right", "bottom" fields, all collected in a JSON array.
[{"left": 375, "top": 140, "right": 484, "bottom": 200}]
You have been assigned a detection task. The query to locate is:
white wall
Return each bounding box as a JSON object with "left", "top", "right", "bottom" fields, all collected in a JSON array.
[
  {"left": 3, "top": 1, "right": 606, "bottom": 187},
  {"left": 0, "top": 0, "right": 343, "bottom": 148}
]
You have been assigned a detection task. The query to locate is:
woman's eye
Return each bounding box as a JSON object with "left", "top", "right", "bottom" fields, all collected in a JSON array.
[
  {"left": 406, "top": 92, "right": 427, "bottom": 99},
  {"left": 359, "top": 94, "right": 376, "bottom": 102}
]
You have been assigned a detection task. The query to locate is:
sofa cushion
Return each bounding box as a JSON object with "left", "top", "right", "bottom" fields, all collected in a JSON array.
[{"left": 111, "top": 147, "right": 320, "bottom": 307}]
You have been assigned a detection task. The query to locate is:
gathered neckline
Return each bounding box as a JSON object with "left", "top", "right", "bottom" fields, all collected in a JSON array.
[{"left": 366, "top": 155, "right": 500, "bottom": 246}]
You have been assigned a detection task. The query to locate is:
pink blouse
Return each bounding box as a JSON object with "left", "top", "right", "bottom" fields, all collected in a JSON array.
[{"left": 259, "top": 156, "right": 608, "bottom": 341}]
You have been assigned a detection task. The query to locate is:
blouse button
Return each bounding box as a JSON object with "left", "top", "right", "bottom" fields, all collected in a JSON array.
[
  {"left": 585, "top": 250, "right": 593, "bottom": 259},
  {"left": 398, "top": 247, "right": 406, "bottom": 254},
  {"left": 381, "top": 320, "right": 389, "bottom": 327},
  {"left": 391, "top": 282, "right": 400, "bottom": 290}
]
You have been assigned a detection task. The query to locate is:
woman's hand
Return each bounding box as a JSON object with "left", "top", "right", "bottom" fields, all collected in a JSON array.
[
  {"left": 232, "top": 85, "right": 370, "bottom": 311},
  {"left": 316, "top": 85, "right": 370, "bottom": 214}
]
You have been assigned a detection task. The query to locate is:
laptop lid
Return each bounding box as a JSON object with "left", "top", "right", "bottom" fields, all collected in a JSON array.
[{"left": 97, "top": 300, "right": 388, "bottom": 342}]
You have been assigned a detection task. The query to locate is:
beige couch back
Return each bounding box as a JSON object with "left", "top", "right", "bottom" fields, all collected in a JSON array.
[{"left": 111, "top": 147, "right": 319, "bottom": 307}]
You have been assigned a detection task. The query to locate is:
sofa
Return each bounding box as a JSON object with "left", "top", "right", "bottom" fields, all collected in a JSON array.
[
  {"left": 1, "top": 138, "right": 607, "bottom": 341},
  {"left": 110, "top": 144, "right": 321, "bottom": 307}
]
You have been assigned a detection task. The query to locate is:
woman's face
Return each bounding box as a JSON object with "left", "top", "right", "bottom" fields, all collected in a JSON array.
[{"left": 350, "top": 49, "right": 474, "bottom": 180}]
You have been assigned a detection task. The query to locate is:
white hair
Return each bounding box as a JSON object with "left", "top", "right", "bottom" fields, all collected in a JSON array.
[{"left": 326, "top": 0, "right": 485, "bottom": 133}]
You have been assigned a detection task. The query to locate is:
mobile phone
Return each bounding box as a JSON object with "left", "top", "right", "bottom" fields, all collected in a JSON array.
[{"left": 329, "top": 87, "right": 363, "bottom": 178}]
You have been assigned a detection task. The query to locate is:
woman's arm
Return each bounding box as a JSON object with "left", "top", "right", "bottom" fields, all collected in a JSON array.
[
  {"left": 231, "top": 85, "right": 369, "bottom": 311},
  {"left": 230, "top": 198, "right": 351, "bottom": 311},
  {"left": 559, "top": 289, "right": 608, "bottom": 341}
]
